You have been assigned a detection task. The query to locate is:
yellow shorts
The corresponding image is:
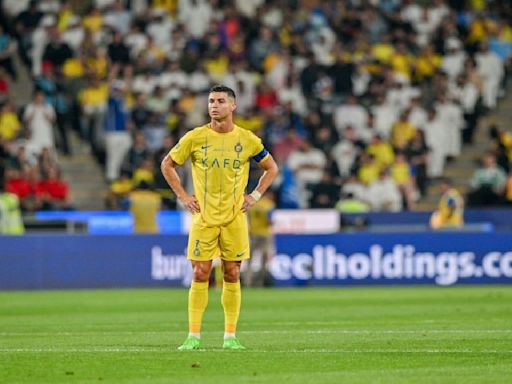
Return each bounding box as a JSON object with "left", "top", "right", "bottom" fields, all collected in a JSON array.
[{"left": 187, "top": 213, "right": 250, "bottom": 261}]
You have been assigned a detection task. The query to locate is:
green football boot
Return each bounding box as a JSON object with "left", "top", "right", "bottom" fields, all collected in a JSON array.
[
  {"left": 222, "top": 336, "right": 246, "bottom": 350},
  {"left": 178, "top": 335, "right": 202, "bottom": 351}
]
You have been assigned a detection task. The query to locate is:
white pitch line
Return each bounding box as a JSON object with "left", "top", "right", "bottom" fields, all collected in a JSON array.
[
  {"left": 0, "top": 348, "right": 511, "bottom": 354},
  {"left": 1, "top": 329, "right": 511, "bottom": 336}
]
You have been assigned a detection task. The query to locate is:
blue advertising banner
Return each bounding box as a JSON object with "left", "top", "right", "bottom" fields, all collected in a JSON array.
[
  {"left": 271, "top": 233, "right": 512, "bottom": 286},
  {"left": 0, "top": 233, "right": 511, "bottom": 289}
]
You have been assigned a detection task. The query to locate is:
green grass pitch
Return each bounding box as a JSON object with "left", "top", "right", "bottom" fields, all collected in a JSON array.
[{"left": 1, "top": 286, "right": 511, "bottom": 383}]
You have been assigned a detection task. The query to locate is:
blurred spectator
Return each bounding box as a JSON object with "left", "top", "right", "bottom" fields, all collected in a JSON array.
[
  {"left": 334, "top": 95, "right": 368, "bottom": 140},
  {"left": 287, "top": 140, "right": 326, "bottom": 208},
  {"left": 331, "top": 126, "right": 364, "bottom": 178},
  {"left": 367, "top": 169, "right": 402, "bottom": 212},
  {"left": 430, "top": 177, "right": 464, "bottom": 229},
  {"left": 244, "top": 189, "right": 275, "bottom": 287},
  {"left": 0, "top": 25, "right": 17, "bottom": 81},
  {"left": 0, "top": 174, "right": 24, "bottom": 234},
  {"left": 467, "top": 152, "right": 507, "bottom": 207},
  {"left": 106, "top": 169, "right": 132, "bottom": 210},
  {"left": 126, "top": 180, "right": 161, "bottom": 233},
  {"left": 23, "top": 90, "right": 56, "bottom": 154},
  {"left": 336, "top": 191, "right": 370, "bottom": 213},
  {"left": 406, "top": 130, "right": 429, "bottom": 197},
  {"left": 36, "top": 165, "right": 72, "bottom": 210},
  {"left": 0, "top": 100, "right": 21, "bottom": 142},
  {"left": 105, "top": 81, "right": 131, "bottom": 182},
  {"left": 423, "top": 107, "right": 446, "bottom": 178}
]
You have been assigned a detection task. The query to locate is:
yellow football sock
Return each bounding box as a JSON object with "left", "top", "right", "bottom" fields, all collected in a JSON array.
[
  {"left": 221, "top": 281, "right": 241, "bottom": 334},
  {"left": 188, "top": 281, "right": 209, "bottom": 334}
]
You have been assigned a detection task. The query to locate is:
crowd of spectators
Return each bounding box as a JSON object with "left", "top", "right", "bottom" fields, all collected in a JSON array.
[{"left": 1, "top": 0, "right": 512, "bottom": 213}]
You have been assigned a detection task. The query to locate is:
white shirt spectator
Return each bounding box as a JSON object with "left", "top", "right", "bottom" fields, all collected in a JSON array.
[
  {"left": 331, "top": 140, "right": 359, "bottom": 178},
  {"left": 371, "top": 101, "right": 397, "bottom": 139},
  {"left": 341, "top": 179, "right": 367, "bottom": 201},
  {"left": 408, "top": 105, "right": 428, "bottom": 131},
  {"left": 23, "top": 101, "right": 56, "bottom": 153},
  {"left": 95, "top": 0, "right": 116, "bottom": 9},
  {"left": 423, "top": 114, "right": 446, "bottom": 177},
  {"left": 310, "top": 27, "right": 336, "bottom": 66},
  {"left": 132, "top": 74, "right": 157, "bottom": 95},
  {"left": 61, "top": 23, "right": 85, "bottom": 54},
  {"left": 147, "top": 17, "right": 174, "bottom": 48},
  {"left": 189, "top": 70, "right": 211, "bottom": 93},
  {"left": 436, "top": 99, "right": 464, "bottom": 157},
  {"left": 104, "top": 5, "right": 132, "bottom": 35},
  {"left": 124, "top": 29, "right": 148, "bottom": 58},
  {"left": 287, "top": 145, "right": 327, "bottom": 207},
  {"left": 401, "top": 3, "right": 422, "bottom": 24},
  {"left": 333, "top": 101, "right": 368, "bottom": 139},
  {"left": 386, "top": 83, "right": 421, "bottom": 114},
  {"left": 450, "top": 81, "right": 479, "bottom": 114},
  {"left": 261, "top": 5, "right": 284, "bottom": 29},
  {"left": 235, "top": 0, "right": 264, "bottom": 17},
  {"left": 367, "top": 176, "right": 402, "bottom": 211},
  {"left": 159, "top": 68, "right": 188, "bottom": 90},
  {"left": 178, "top": 0, "right": 212, "bottom": 38},
  {"left": 441, "top": 43, "right": 467, "bottom": 81},
  {"left": 475, "top": 48, "right": 504, "bottom": 108},
  {"left": 2, "top": 0, "right": 30, "bottom": 16},
  {"left": 278, "top": 84, "right": 307, "bottom": 116}
]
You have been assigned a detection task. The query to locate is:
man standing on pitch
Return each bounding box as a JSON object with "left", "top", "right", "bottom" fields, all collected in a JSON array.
[{"left": 161, "top": 85, "right": 279, "bottom": 350}]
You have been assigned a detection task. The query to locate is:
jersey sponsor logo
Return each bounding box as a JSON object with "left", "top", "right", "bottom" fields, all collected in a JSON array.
[{"left": 200, "top": 157, "right": 242, "bottom": 169}]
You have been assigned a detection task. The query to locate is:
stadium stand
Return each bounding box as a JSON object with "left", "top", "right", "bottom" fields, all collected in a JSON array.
[{"left": 1, "top": 0, "right": 512, "bottom": 215}]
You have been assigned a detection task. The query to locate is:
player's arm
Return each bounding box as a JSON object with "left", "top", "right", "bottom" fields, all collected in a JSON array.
[
  {"left": 160, "top": 154, "right": 200, "bottom": 213},
  {"left": 242, "top": 154, "right": 279, "bottom": 212}
]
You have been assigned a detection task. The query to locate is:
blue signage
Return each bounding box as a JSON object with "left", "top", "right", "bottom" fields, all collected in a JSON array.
[{"left": 0, "top": 233, "right": 511, "bottom": 289}]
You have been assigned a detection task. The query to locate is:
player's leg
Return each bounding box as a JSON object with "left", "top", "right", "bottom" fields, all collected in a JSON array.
[
  {"left": 219, "top": 213, "right": 250, "bottom": 350},
  {"left": 221, "top": 260, "right": 245, "bottom": 349},
  {"left": 178, "top": 221, "right": 219, "bottom": 351}
]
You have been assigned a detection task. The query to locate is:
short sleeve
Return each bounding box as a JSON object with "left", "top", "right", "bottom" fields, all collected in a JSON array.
[
  {"left": 249, "top": 132, "right": 269, "bottom": 163},
  {"left": 169, "top": 131, "right": 194, "bottom": 165}
]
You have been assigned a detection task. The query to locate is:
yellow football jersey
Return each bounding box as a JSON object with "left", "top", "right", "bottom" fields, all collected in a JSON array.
[{"left": 169, "top": 124, "right": 269, "bottom": 226}]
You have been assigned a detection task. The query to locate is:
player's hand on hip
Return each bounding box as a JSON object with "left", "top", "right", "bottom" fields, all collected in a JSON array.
[
  {"left": 241, "top": 194, "right": 257, "bottom": 212},
  {"left": 181, "top": 194, "right": 200, "bottom": 213}
]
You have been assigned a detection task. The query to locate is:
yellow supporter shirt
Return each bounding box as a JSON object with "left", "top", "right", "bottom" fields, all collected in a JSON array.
[
  {"left": 169, "top": 124, "right": 269, "bottom": 226},
  {"left": 358, "top": 163, "right": 380, "bottom": 185},
  {"left": 63, "top": 58, "right": 85, "bottom": 78},
  {"left": 132, "top": 168, "right": 155, "bottom": 186},
  {"left": 248, "top": 197, "right": 275, "bottom": 237},
  {"left": 129, "top": 190, "right": 161, "bottom": 233},
  {"left": 0, "top": 112, "right": 21, "bottom": 140},
  {"left": 391, "top": 162, "right": 411, "bottom": 185},
  {"left": 438, "top": 188, "right": 464, "bottom": 226},
  {"left": 82, "top": 14, "right": 103, "bottom": 33},
  {"left": 391, "top": 121, "right": 416, "bottom": 148},
  {"left": 390, "top": 53, "right": 414, "bottom": 79},
  {"left": 79, "top": 83, "right": 109, "bottom": 107},
  {"left": 415, "top": 54, "right": 441, "bottom": 80},
  {"left": 87, "top": 57, "right": 108, "bottom": 78},
  {"left": 110, "top": 179, "right": 133, "bottom": 195},
  {"left": 372, "top": 43, "right": 394, "bottom": 63},
  {"left": 366, "top": 142, "right": 395, "bottom": 168}
]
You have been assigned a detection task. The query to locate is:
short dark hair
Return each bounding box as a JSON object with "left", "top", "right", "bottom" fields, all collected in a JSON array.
[{"left": 209, "top": 85, "right": 236, "bottom": 99}]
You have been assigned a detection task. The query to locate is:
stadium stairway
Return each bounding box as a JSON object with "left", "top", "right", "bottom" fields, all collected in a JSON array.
[
  {"left": 9, "top": 52, "right": 108, "bottom": 210},
  {"left": 59, "top": 132, "right": 108, "bottom": 210},
  {"left": 417, "top": 85, "right": 512, "bottom": 210}
]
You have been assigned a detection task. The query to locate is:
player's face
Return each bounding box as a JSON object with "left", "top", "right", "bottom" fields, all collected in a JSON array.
[{"left": 208, "top": 92, "right": 236, "bottom": 120}]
